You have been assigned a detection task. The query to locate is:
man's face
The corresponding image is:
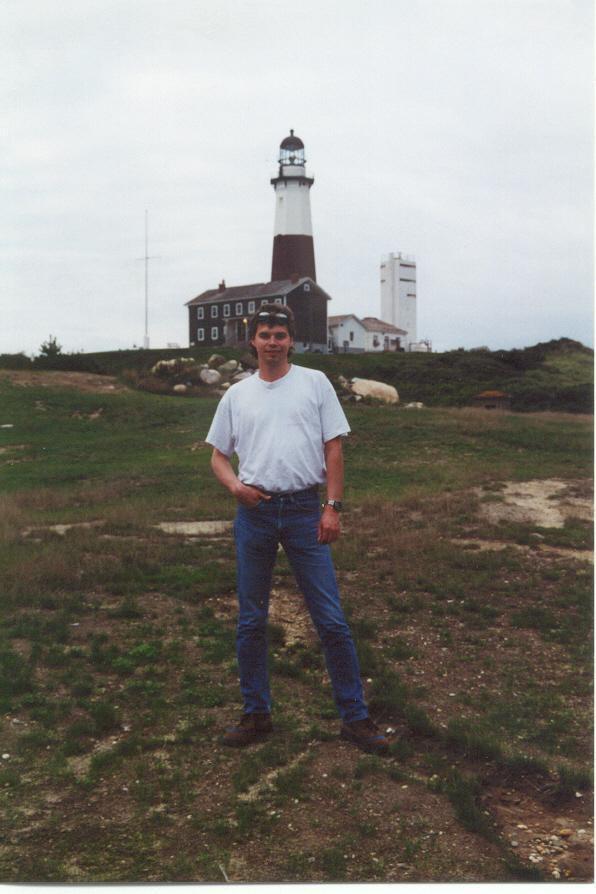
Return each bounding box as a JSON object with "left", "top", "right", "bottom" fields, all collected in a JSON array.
[{"left": 251, "top": 322, "right": 293, "bottom": 368}]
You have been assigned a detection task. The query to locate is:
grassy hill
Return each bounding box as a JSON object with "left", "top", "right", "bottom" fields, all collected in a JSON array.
[
  {"left": 1, "top": 337, "right": 592, "bottom": 412},
  {"left": 0, "top": 371, "right": 592, "bottom": 883}
]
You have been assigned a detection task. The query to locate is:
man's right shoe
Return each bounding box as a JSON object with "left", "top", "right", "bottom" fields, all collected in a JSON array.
[
  {"left": 221, "top": 712, "right": 273, "bottom": 747},
  {"left": 340, "top": 717, "right": 390, "bottom": 755}
]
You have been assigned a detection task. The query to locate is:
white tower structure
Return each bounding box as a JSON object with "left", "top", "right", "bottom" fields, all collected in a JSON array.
[
  {"left": 271, "top": 130, "right": 316, "bottom": 281},
  {"left": 380, "top": 252, "right": 417, "bottom": 350}
]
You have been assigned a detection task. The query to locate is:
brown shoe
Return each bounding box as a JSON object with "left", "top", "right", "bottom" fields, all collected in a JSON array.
[
  {"left": 340, "top": 717, "right": 389, "bottom": 755},
  {"left": 221, "top": 712, "right": 273, "bottom": 747}
]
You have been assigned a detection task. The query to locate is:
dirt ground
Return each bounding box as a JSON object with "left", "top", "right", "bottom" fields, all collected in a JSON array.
[
  {"left": 1, "top": 373, "right": 592, "bottom": 882},
  {"left": 0, "top": 370, "right": 129, "bottom": 393},
  {"left": 13, "top": 476, "right": 591, "bottom": 881}
]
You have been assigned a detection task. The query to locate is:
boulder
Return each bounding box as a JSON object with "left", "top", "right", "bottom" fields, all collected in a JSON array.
[
  {"left": 199, "top": 368, "right": 222, "bottom": 386},
  {"left": 151, "top": 357, "right": 195, "bottom": 377},
  {"left": 404, "top": 402, "right": 424, "bottom": 409},
  {"left": 337, "top": 375, "right": 353, "bottom": 394},
  {"left": 173, "top": 384, "right": 187, "bottom": 394},
  {"left": 231, "top": 371, "right": 253, "bottom": 383},
  {"left": 350, "top": 378, "right": 399, "bottom": 404},
  {"left": 218, "top": 359, "right": 239, "bottom": 374},
  {"left": 239, "top": 352, "right": 259, "bottom": 370},
  {"left": 208, "top": 354, "right": 226, "bottom": 369}
]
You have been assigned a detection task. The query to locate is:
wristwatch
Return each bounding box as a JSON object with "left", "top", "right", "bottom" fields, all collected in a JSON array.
[{"left": 323, "top": 499, "right": 343, "bottom": 511}]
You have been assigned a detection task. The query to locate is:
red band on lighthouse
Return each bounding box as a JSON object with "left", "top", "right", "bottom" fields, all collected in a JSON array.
[{"left": 270, "top": 130, "right": 316, "bottom": 282}]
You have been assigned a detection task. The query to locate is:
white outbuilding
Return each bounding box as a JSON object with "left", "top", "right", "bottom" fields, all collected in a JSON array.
[{"left": 328, "top": 314, "right": 406, "bottom": 353}]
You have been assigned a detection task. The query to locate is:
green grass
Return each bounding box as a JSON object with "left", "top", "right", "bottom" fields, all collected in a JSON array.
[{"left": 0, "top": 371, "right": 592, "bottom": 884}]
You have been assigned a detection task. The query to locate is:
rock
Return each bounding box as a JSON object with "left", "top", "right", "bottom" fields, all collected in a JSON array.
[
  {"left": 208, "top": 354, "right": 226, "bottom": 369},
  {"left": 173, "top": 384, "right": 187, "bottom": 393},
  {"left": 221, "top": 382, "right": 230, "bottom": 390},
  {"left": 1, "top": 424, "right": 14, "bottom": 429},
  {"left": 568, "top": 833, "right": 587, "bottom": 847},
  {"left": 404, "top": 402, "right": 425, "bottom": 409},
  {"left": 239, "top": 352, "right": 259, "bottom": 370},
  {"left": 151, "top": 357, "right": 199, "bottom": 379},
  {"left": 350, "top": 378, "right": 399, "bottom": 404},
  {"left": 558, "top": 853, "right": 593, "bottom": 879},
  {"left": 530, "top": 532, "right": 546, "bottom": 541},
  {"left": 199, "top": 368, "right": 222, "bottom": 386},
  {"left": 231, "top": 371, "right": 253, "bottom": 383},
  {"left": 218, "top": 359, "right": 239, "bottom": 374}
]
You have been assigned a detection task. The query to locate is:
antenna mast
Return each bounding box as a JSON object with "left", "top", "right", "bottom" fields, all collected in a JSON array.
[
  {"left": 137, "top": 210, "right": 159, "bottom": 349},
  {"left": 144, "top": 210, "right": 149, "bottom": 348}
]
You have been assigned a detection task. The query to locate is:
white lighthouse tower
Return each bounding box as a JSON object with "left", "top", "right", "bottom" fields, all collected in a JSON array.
[
  {"left": 380, "top": 252, "right": 417, "bottom": 350},
  {"left": 270, "top": 130, "right": 316, "bottom": 282}
]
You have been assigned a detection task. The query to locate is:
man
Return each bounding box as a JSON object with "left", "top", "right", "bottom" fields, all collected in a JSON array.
[{"left": 205, "top": 303, "right": 388, "bottom": 755}]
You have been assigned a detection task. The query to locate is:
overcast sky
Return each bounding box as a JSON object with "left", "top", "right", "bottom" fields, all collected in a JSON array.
[{"left": 2, "top": 0, "right": 593, "bottom": 355}]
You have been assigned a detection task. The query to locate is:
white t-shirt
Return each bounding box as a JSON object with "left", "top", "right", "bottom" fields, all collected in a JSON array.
[{"left": 205, "top": 364, "right": 350, "bottom": 493}]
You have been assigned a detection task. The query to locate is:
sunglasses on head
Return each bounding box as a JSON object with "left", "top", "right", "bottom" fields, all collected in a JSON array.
[{"left": 256, "top": 311, "right": 289, "bottom": 324}]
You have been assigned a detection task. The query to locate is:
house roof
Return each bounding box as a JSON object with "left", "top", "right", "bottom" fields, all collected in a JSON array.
[
  {"left": 328, "top": 314, "right": 361, "bottom": 327},
  {"left": 186, "top": 277, "right": 330, "bottom": 306},
  {"left": 328, "top": 314, "right": 407, "bottom": 335},
  {"left": 360, "top": 317, "right": 407, "bottom": 335}
]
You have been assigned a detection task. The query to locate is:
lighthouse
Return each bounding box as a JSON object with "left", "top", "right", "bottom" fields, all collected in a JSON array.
[
  {"left": 270, "top": 130, "right": 316, "bottom": 282},
  {"left": 186, "top": 129, "right": 331, "bottom": 353}
]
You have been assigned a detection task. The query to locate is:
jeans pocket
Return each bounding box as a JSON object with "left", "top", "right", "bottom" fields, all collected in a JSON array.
[{"left": 293, "top": 496, "right": 320, "bottom": 514}]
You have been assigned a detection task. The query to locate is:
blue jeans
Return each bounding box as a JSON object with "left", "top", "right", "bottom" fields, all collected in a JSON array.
[{"left": 233, "top": 487, "right": 368, "bottom": 722}]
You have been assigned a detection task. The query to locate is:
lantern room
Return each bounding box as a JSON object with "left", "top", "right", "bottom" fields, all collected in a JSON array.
[{"left": 278, "top": 130, "right": 306, "bottom": 168}]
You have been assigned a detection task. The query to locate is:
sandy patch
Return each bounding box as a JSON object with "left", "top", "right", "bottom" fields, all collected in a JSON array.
[
  {"left": 155, "top": 521, "right": 232, "bottom": 536},
  {"left": 22, "top": 520, "right": 105, "bottom": 537},
  {"left": 453, "top": 538, "right": 593, "bottom": 564},
  {"left": 269, "top": 586, "right": 316, "bottom": 647},
  {"left": 477, "top": 479, "right": 592, "bottom": 529},
  {"left": 1, "top": 370, "right": 128, "bottom": 393}
]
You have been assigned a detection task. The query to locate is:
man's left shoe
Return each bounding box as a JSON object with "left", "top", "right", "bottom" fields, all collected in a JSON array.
[
  {"left": 340, "top": 717, "right": 389, "bottom": 755},
  {"left": 220, "top": 712, "right": 273, "bottom": 747}
]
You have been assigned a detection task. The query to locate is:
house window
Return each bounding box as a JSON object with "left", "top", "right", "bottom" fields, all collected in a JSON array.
[
  {"left": 349, "top": 331, "right": 354, "bottom": 342},
  {"left": 261, "top": 298, "right": 268, "bottom": 306},
  {"left": 211, "top": 305, "right": 218, "bottom": 318},
  {"left": 211, "top": 326, "right": 218, "bottom": 340},
  {"left": 274, "top": 297, "right": 282, "bottom": 305},
  {"left": 197, "top": 328, "right": 204, "bottom": 341},
  {"left": 304, "top": 284, "right": 310, "bottom": 292},
  {"left": 248, "top": 300, "right": 255, "bottom": 313},
  {"left": 197, "top": 307, "right": 204, "bottom": 320},
  {"left": 223, "top": 304, "right": 230, "bottom": 317},
  {"left": 235, "top": 302, "right": 243, "bottom": 315}
]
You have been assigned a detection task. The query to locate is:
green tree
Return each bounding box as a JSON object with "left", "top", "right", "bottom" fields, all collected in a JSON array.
[{"left": 38, "top": 335, "right": 62, "bottom": 358}]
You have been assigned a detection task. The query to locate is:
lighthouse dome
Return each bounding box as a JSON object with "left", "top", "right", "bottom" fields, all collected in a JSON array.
[{"left": 280, "top": 130, "right": 304, "bottom": 151}]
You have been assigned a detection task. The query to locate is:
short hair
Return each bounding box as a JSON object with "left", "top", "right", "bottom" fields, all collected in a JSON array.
[{"left": 248, "top": 302, "right": 295, "bottom": 341}]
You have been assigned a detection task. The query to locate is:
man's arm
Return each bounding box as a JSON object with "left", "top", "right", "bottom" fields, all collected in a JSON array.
[
  {"left": 317, "top": 436, "right": 344, "bottom": 544},
  {"left": 210, "top": 448, "right": 271, "bottom": 508}
]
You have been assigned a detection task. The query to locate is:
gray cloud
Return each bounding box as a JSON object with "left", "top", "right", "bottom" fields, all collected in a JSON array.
[{"left": 2, "top": 0, "right": 592, "bottom": 355}]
